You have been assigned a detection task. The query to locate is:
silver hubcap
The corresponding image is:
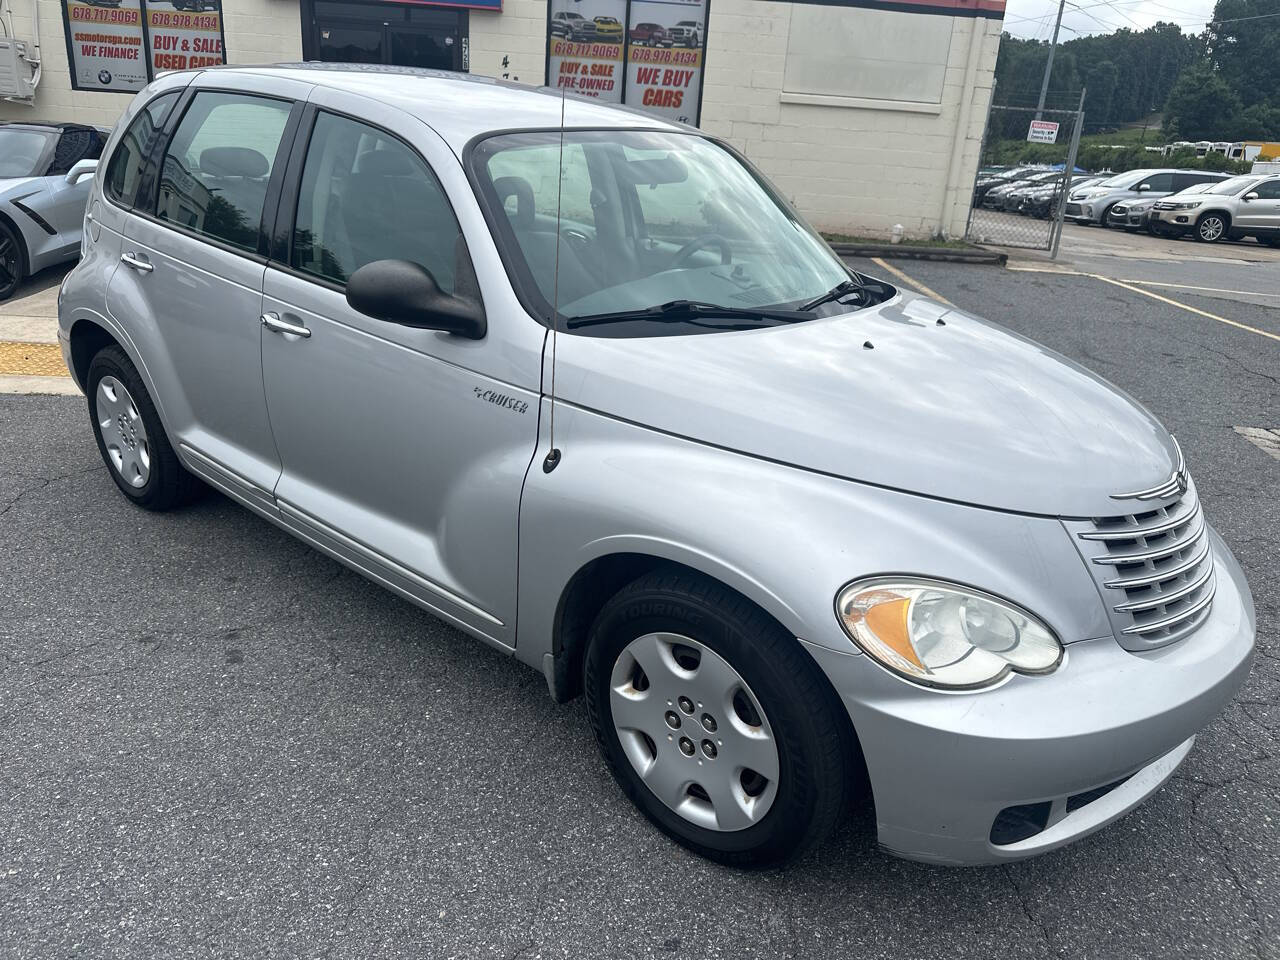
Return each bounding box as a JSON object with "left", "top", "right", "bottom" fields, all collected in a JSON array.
[
  {"left": 1200, "top": 218, "right": 1224, "bottom": 241},
  {"left": 609, "top": 632, "right": 779, "bottom": 832},
  {"left": 95, "top": 376, "right": 150, "bottom": 488}
]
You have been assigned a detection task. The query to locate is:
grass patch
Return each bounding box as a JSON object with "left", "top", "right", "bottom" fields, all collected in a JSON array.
[{"left": 822, "top": 232, "right": 976, "bottom": 250}]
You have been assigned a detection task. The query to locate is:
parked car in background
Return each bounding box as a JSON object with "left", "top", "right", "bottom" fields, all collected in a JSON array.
[
  {"left": 999, "top": 171, "right": 1067, "bottom": 212},
  {"left": 667, "top": 20, "right": 702, "bottom": 47},
  {"left": 628, "top": 22, "right": 671, "bottom": 46},
  {"left": 1020, "top": 175, "right": 1104, "bottom": 219},
  {"left": 1108, "top": 179, "right": 1216, "bottom": 233},
  {"left": 169, "top": 0, "right": 218, "bottom": 9},
  {"left": 62, "top": 65, "right": 1255, "bottom": 870},
  {"left": 550, "top": 11, "right": 596, "bottom": 40},
  {"left": 1064, "top": 169, "right": 1231, "bottom": 226},
  {"left": 1150, "top": 174, "right": 1280, "bottom": 245},
  {"left": 0, "top": 121, "right": 106, "bottom": 300},
  {"left": 592, "top": 16, "right": 623, "bottom": 43},
  {"left": 972, "top": 165, "right": 1047, "bottom": 206},
  {"left": 982, "top": 169, "right": 1053, "bottom": 209}
]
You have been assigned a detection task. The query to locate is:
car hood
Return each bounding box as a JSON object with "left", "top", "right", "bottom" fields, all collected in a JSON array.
[
  {"left": 553, "top": 292, "right": 1178, "bottom": 517},
  {"left": 0, "top": 176, "right": 46, "bottom": 197}
]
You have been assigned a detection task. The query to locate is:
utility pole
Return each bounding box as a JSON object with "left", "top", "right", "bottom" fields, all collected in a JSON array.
[{"left": 1036, "top": 0, "right": 1067, "bottom": 120}]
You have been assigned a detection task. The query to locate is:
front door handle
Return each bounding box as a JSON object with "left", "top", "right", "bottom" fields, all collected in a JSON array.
[
  {"left": 261, "top": 311, "right": 311, "bottom": 339},
  {"left": 120, "top": 252, "right": 153, "bottom": 273}
]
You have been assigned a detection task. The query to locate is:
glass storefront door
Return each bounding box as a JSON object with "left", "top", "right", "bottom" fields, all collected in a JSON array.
[{"left": 307, "top": 1, "right": 467, "bottom": 72}]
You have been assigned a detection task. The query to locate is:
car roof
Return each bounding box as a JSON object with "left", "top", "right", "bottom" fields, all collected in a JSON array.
[{"left": 183, "top": 64, "right": 689, "bottom": 150}]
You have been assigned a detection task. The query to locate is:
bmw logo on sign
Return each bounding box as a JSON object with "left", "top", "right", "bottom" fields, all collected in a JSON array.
[{"left": 98, "top": 69, "right": 113, "bottom": 85}]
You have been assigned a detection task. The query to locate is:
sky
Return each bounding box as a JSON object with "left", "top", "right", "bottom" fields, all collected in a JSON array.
[{"left": 1001, "top": 0, "right": 1218, "bottom": 39}]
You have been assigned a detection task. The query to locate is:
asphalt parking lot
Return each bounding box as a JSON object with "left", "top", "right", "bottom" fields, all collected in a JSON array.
[{"left": 2, "top": 231, "right": 1278, "bottom": 959}]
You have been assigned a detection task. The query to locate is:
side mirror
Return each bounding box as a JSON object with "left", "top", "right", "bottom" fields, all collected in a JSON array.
[
  {"left": 1243, "top": 192, "right": 1259, "bottom": 201},
  {"left": 1136, "top": 183, "right": 1150, "bottom": 192},
  {"left": 346, "top": 259, "right": 486, "bottom": 340},
  {"left": 65, "top": 158, "right": 98, "bottom": 185}
]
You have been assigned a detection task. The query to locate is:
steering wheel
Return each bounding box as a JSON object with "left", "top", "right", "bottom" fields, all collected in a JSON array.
[{"left": 670, "top": 234, "right": 732, "bottom": 269}]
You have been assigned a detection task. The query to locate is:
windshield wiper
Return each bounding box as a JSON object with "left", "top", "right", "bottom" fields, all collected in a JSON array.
[
  {"left": 565, "top": 299, "right": 813, "bottom": 330},
  {"left": 798, "top": 279, "right": 865, "bottom": 312}
]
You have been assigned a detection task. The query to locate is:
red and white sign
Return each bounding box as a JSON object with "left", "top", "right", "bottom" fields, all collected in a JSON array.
[{"left": 1027, "top": 120, "right": 1060, "bottom": 144}]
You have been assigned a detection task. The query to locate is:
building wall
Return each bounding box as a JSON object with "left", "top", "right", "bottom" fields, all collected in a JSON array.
[
  {"left": 699, "top": 0, "right": 1000, "bottom": 240},
  {"left": 467, "top": 2, "right": 544, "bottom": 85},
  {"left": 0, "top": 0, "right": 1000, "bottom": 239},
  {"left": 0, "top": 0, "right": 302, "bottom": 127}
]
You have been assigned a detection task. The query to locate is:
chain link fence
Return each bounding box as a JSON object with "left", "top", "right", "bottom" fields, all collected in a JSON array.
[{"left": 965, "top": 103, "right": 1085, "bottom": 254}]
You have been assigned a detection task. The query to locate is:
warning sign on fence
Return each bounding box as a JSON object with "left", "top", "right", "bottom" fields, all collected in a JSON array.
[{"left": 1027, "top": 120, "right": 1060, "bottom": 144}]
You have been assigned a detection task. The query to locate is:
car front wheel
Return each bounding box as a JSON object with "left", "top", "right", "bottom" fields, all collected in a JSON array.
[
  {"left": 87, "top": 345, "right": 205, "bottom": 511},
  {"left": 584, "top": 569, "right": 854, "bottom": 867},
  {"left": 1196, "top": 213, "right": 1228, "bottom": 243},
  {"left": 0, "top": 220, "right": 27, "bottom": 301}
]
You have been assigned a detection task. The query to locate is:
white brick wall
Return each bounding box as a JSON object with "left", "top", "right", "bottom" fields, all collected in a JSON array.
[
  {"left": 0, "top": 0, "right": 301, "bottom": 127},
  {"left": 0, "top": 0, "right": 998, "bottom": 239},
  {"left": 702, "top": 0, "right": 1001, "bottom": 239}
]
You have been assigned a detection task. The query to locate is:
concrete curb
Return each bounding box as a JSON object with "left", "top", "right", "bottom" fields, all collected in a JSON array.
[{"left": 828, "top": 242, "right": 1007, "bottom": 264}]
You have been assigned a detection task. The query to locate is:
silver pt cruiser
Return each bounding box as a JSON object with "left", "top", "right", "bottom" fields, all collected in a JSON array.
[{"left": 59, "top": 65, "right": 1255, "bottom": 867}]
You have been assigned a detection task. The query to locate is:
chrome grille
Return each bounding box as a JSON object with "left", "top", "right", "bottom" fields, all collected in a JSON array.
[{"left": 1067, "top": 480, "right": 1216, "bottom": 649}]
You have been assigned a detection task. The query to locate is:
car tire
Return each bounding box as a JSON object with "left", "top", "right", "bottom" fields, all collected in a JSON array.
[
  {"left": 1099, "top": 203, "right": 1118, "bottom": 228},
  {"left": 1267, "top": 237, "right": 1280, "bottom": 248},
  {"left": 0, "top": 219, "right": 28, "bottom": 301},
  {"left": 87, "top": 345, "right": 206, "bottom": 511},
  {"left": 584, "top": 568, "right": 854, "bottom": 868},
  {"left": 1195, "top": 212, "right": 1228, "bottom": 243}
]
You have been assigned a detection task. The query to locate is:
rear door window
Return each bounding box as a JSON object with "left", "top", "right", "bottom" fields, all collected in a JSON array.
[
  {"left": 105, "top": 92, "right": 179, "bottom": 208},
  {"left": 156, "top": 92, "right": 293, "bottom": 253},
  {"left": 291, "top": 111, "right": 463, "bottom": 291}
]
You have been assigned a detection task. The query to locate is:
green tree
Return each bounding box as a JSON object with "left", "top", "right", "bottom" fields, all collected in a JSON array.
[{"left": 1162, "top": 62, "right": 1242, "bottom": 140}]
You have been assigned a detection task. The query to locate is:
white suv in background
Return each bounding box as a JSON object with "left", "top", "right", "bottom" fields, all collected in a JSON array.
[
  {"left": 1064, "top": 169, "right": 1231, "bottom": 226},
  {"left": 1150, "top": 174, "right": 1280, "bottom": 245}
]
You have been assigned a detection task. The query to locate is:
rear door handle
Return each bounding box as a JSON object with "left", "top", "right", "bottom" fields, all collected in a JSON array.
[
  {"left": 120, "top": 252, "right": 153, "bottom": 273},
  {"left": 261, "top": 311, "right": 311, "bottom": 339}
]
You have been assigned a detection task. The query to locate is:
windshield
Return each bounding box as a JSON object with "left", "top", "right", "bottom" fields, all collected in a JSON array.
[
  {"left": 1203, "top": 175, "right": 1260, "bottom": 195},
  {"left": 1094, "top": 171, "right": 1149, "bottom": 189},
  {"left": 473, "top": 130, "right": 858, "bottom": 329},
  {"left": 0, "top": 128, "right": 55, "bottom": 178}
]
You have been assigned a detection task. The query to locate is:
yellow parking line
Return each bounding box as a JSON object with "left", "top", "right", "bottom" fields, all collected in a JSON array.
[
  {"left": 1089, "top": 275, "right": 1280, "bottom": 344},
  {"left": 0, "top": 340, "right": 69, "bottom": 377},
  {"left": 870, "top": 257, "right": 956, "bottom": 307}
]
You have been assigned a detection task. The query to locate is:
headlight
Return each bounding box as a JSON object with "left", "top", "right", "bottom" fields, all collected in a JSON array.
[
  {"left": 1169, "top": 199, "right": 1204, "bottom": 210},
  {"left": 835, "top": 578, "right": 1063, "bottom": 690}
]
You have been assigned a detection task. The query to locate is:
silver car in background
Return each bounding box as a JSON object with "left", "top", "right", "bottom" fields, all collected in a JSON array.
[
  {"left": 59, "top": 66, "right": 1255, "bottom": 868},
  {"left": 0, "top": 122, "right": 106, "bottom": 299},
  {"left": 1150, "top": 173, "right": 1280, "bottom": 245},
  {"left": 1065, "top": 168, "right": 1231, "bottom": 226}
]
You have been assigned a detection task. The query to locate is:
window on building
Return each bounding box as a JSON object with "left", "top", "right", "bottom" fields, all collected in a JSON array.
[
  {"left": 292, "top": 111, "right": 462, "bottom": 291},
  {"left": 105, "top": 93, "right": 179, "bottom": 208},
  {"left": 156, "top": 92, "right": 292, "bottom": 252}
]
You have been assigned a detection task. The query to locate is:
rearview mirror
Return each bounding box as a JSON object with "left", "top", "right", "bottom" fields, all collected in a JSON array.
[
  {"left": 1243, "top": 192, "right": 1259, "bottom": 201},
  {"left": 65, "top": 158, "right": 97, "bottom": 185},
  {"left": 346, "top": 260, "right": 486, "bottom": 340}
]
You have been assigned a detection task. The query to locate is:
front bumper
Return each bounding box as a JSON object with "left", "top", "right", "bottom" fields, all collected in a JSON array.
[
  {"left": 804, "top": 529, "right": 1254, "bottom": 865},
  {"left": 1149, "top": 209, "right": 1194, "bottom": 234}
]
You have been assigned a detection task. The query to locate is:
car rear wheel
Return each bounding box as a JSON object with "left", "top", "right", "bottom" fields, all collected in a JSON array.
[
  {"left": 1195, "top": 212, "right": 1228, "bottom": 243},
  {"left": 0, "top": 220, "right": 27, "bottom": 301},
  {"left": 584, "top": 569, "right": 854, "bottom": 867},
  {"left": 87, "top": 345, "right": 205, "bottom": 511}
]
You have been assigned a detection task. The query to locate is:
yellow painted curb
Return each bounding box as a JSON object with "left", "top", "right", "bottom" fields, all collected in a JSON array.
[{"left": 0, "top": 340, "right": 68, "bottom": 377}]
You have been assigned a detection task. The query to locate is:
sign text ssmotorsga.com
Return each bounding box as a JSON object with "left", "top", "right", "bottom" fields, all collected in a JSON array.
[{"left": 61, "top": 0, "right": 228, "bottom": 93}]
